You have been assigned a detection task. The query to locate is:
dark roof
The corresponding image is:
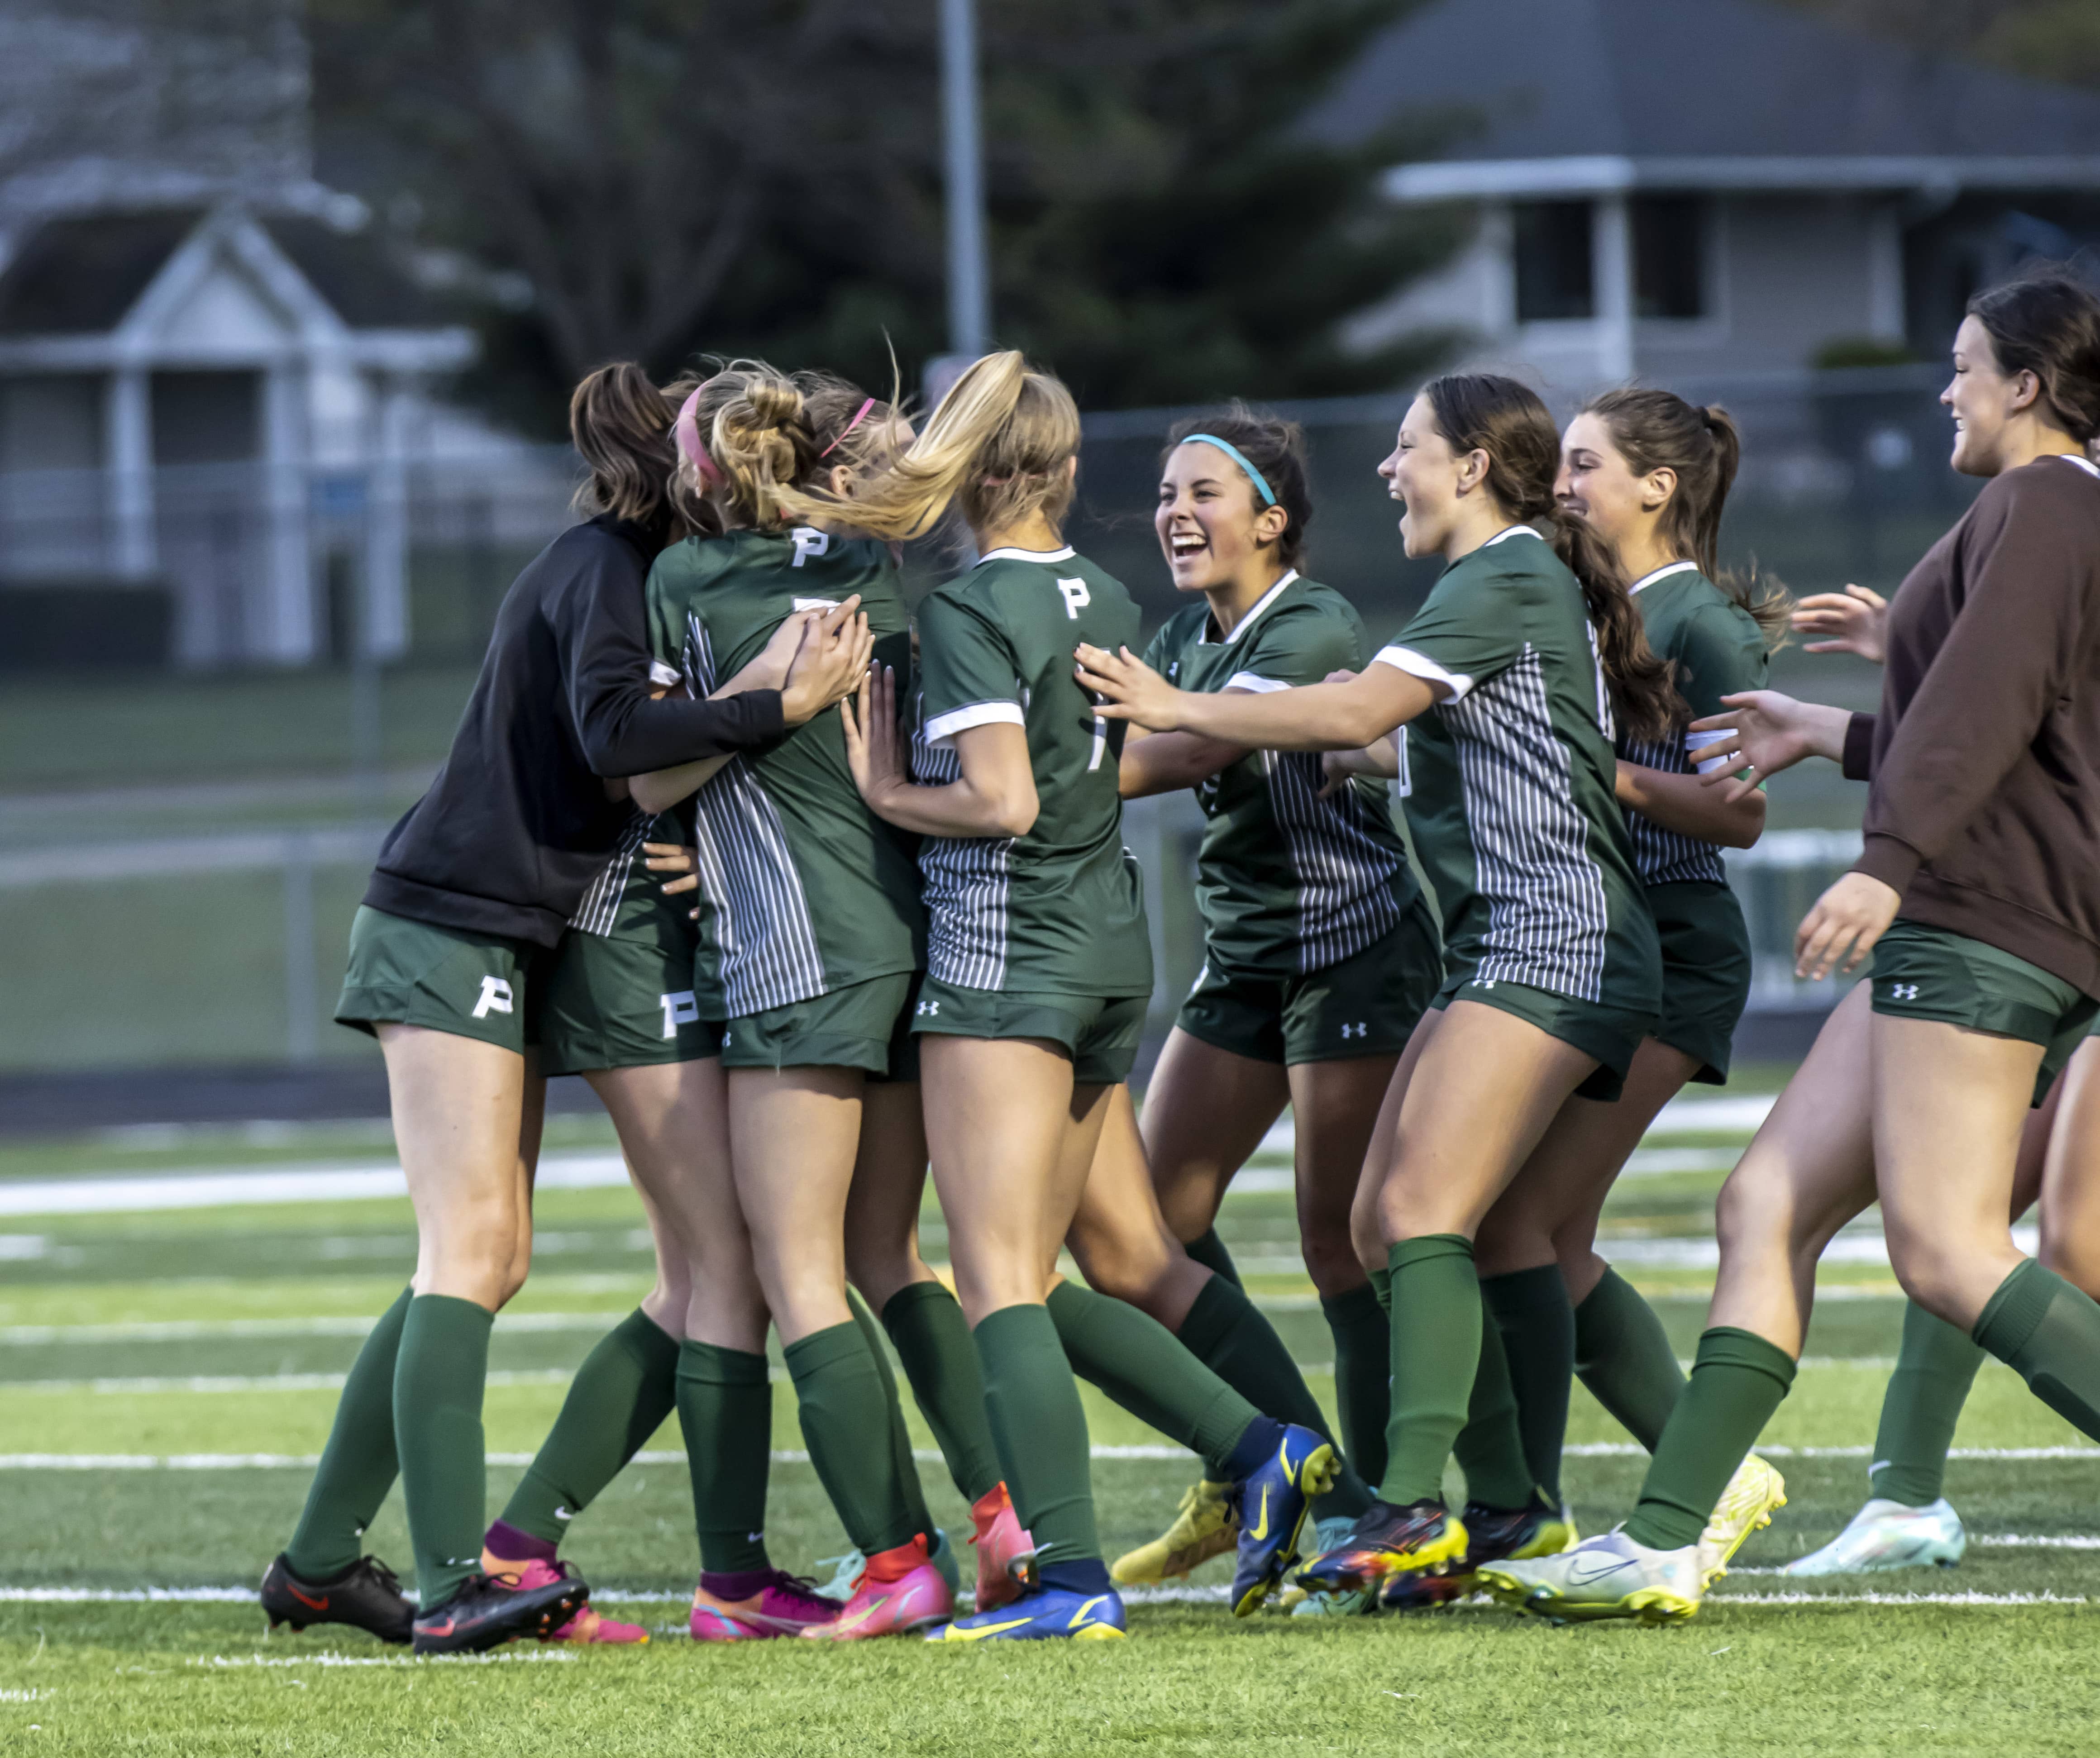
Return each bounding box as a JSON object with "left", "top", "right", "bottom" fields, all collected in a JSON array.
[
  {"left": 0, "top": 210, "right": 204, "bottom": 335},
  {"left": 1308, "top": 0, "right": 2100, "bottom": 163},
  {"left": 0, "top": 206, "right": 450, "bottom": 338}
]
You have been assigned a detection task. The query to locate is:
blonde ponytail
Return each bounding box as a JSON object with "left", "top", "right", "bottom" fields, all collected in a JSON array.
[{"left": 774, "top": 351, "right": 1081, "bottom": 542}]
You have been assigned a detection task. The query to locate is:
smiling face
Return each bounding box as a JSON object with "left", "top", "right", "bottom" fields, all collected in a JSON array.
[
  {"left": 1556, "top": 411, "right": 1670, "bottom": 556},
  {"left": 1378, "top": 395, "right": 1471, "bottom": 558},
  {"left": 1943, "top": 314, "right": 2035, "bottom": 477},
  {"left": 1154, "top": 441, "right": 1286, "bottom": 593}
]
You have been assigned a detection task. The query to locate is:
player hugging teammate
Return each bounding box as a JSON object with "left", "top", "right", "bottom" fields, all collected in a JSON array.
[{"left": 263, "top": 261, "right": 2100, "bottom": 1650}]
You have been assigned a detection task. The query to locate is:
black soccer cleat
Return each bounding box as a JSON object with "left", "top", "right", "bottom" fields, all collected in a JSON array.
[
  {"left": 262, "top": 1553, "right": 415, "bottom": 1645},
  {"left": 411, "top": 1564, "right": 590, "bottom": 1656}
]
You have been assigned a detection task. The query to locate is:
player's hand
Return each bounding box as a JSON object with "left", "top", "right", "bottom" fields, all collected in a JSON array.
[
  {"left": 840, "top": 663, "right": 908, "bottom": 808},
  {"left": 780, "top": 605, "right": 873, "bottom": 726},
  {"left": 1074, "top": 643, "right": 1182, "bottom": 727},
  {"left": 1795, "top": 871, "right": 1900, "bottom": 980},
  {"left": 1688, "top": 690, "right": 1846, "bottom": 803},
  {"left": 645, "top": 841, "right": 701, "bottom": 918},
  {"left": 1792, "top": 585, "right": 1888, "bottom": 663}
]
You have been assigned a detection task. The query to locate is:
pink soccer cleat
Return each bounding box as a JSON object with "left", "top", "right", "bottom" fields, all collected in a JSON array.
[
  {"left": 801, "top": 1534, "right": 953, "bottom": 1640},
  {"left": 481, "top": 1552, "right": 649, "bottom": 1645},
  {"left": 688, "top": 1570, "right": 842, "bottom": 1641},
  {"left": 969, "top": 1482, "right": 1033, "bottom": 1612}
]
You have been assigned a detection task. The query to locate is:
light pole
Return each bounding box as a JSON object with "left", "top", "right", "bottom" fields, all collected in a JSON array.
[{"left": 937, "top": 0, "right": 990, "bottom": 381}]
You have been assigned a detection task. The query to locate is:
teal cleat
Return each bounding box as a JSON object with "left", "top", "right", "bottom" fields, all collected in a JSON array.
[
  {"left": 927, "top": 1584, "right": 1127, "bottom": 1643},
  {"left": 1229, "top": 1424, "right": 1339, "bottom": 1617},
  {"left": 1287, "top": 1518, "right": 1375, "bottom": 1617}
]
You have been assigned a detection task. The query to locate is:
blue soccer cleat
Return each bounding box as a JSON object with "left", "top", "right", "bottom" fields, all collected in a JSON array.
[
  {"left": 1229, "top": 1423, "right": 1339, "bottom": 1617},
  {"left": 926, "top": 1583, "right": 1128, "bottom": 1643}
]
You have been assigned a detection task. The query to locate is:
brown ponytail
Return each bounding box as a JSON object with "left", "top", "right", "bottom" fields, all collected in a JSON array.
[
  {"left": 570, "top": 362, "right": 682, "bottom": 538},
  {"left": 1581, "top": 387, "right": 1791, "bottom": 647},
  {"left": 1422, "top": 372, "right": 1681, "bottom": 741}
]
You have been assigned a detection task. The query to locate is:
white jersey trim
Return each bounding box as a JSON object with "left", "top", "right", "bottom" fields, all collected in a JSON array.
[
  {"left": 2061, "top": 453, "right": 2100, "bottom": 481},
  {"left": 1203, "top": 571, "right": 1299, "bottom": 646},
  {"left": 975, "top": 545, "right": 1076, "bottom": 565},
  {"left": 924, "top": 700, "right": 1026, "bottom": 747},
  {"left": 648, "top": 658, "right": 683, "bottom": 688},
  {"left": 1372, "top": 644, "right": 1475, "bottom": 703},
  {"left": 1224, "top": 672, "right": 1291, "bottom": 694},
  {"left": 1627, "top": 560, "right": 1699, "bottom": 595},
  {"left": 1483, "top": 524, "right": 1545, "bottom": 547}
]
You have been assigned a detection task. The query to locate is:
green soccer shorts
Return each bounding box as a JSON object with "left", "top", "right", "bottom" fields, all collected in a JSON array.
[
  {"left": 909, "top": 977, "right": 1147, "bottom": 1086},
  {"left": 1176, "top": 900, "right": 1442, "bottom": 1067},
  {"left": 720, "top": 970, "right": 916, "bottom": 1077},
  {"left": 536, "top": 928, "right": 724, "bottom": 1077},
  {"left": 1649, "top": 881, "right": 1754, "bottom": 1086},
  {"left": 1435, "top": 971, "right": 1656, "bottom": 1104},
  {"left": 334, "top": 905, "right": 544, "bottom": 1054},
  {"left": 1870, "top": 919, "right": 2099, "bottom": 1104}
]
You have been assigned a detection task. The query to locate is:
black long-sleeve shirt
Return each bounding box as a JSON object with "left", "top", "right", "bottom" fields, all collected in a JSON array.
[{"left": 363, "top": 515, "right": 783, "bottom": 945}]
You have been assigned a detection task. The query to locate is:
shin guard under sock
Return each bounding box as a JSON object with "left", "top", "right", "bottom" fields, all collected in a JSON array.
[
  {"left": 1379, "top": 1236, "right": 1482, "bottom": 1508},
  {"left": 881, "top": 1280, "right": 1004, "bottom": 1504},
  {"left": 975, "top": 1302, "right": 1102, "bottom": 1568},
  {"left": 846, "top": 1289, "right": 935, "bottom": 1544},
  {"left": 498, "top": 1307, "right": 680, "bottom": 1547},
  {"left": 393, "top": 1293, "right": 494, "bottom": 1607},
  {"left": 1573, "top": 1266, "right": 1686, "bottom": 1453},
  {"left": 784, "top": 1320, "right": 920, "bottom": 1558},
  {"left": 1322, "top": 1282, "right": 1391, "bottom": 1493},
  {"left": 1482, "top": 1265, "right": 1574, "bottom": 1506},
  {"left": 285, "top": 1286, "right": 411, "bottom": 1581},
  {"left": 1871, "top": 1300, "right": 1987, "bottom": 1505},
  {"left": 1626, "top": 1327, "right": 1795, "bottom": 1551},
  {"left": 1973, "top": 1258, "right": 2100, "bottom": 1440},
  {"left": 676, "top": 1339, "right": 773, "bottom": 1574},
  {"left": 1450, "top": 1295, "right": 1542, "bottom": 1511}
]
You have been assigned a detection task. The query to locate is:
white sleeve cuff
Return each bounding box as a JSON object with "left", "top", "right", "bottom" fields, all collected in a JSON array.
[
  {"left": 648, "top": 659, "right": 683, "bottom": 688},
  {"left": 1683, "top": 728, "right": 1733, "bottom": 775},
  {"left": 1371, "top": 645, "right": 1473, "bottom": 702},
  {"left": 1223, "top": 672, "right": 1291, "bottom": 694},
  {"left": 924, "top": 700, "right": 1025, "bottom": 747}
]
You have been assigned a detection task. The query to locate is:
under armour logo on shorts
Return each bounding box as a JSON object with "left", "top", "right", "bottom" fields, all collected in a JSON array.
[
  {"left": 471, "top": 976, "right": 514, "bottom": 1018},
  {"left": 1890, "top": 982, "right": 1920, "bottom": 1000},
  {"left": 1340, "top": 1022, "right": 1369, "bottom": 1039},
  {"left": 916, "top": 999, "right": 941, "bottom": 1017}
]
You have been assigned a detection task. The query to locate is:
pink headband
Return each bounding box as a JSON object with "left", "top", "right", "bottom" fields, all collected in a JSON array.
[
  {"left": 673, "top": 382, "right": 724, "bottom": 486},
  {"left": 820, "top": 397, "right": 878, "bottom": 460}
]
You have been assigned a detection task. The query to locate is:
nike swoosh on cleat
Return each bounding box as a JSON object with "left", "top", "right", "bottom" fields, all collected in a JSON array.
[
  {"left": 286, "top": 1586, "right": 329, "bottom": 1612},
  {"left": 1567, "top": 1558, "right": 1633, "bottom": 1587},
  {"left": 1068, "top": 1596, "right": 1107, "bottom": 1630},
  {"left": 422, "top": 1620, "right": 456, "bottom": 1637},
  {"left": 1250, "top": 1488, "right": 1271, "bottom": 1543},
  {"left": 947, "top": 1618, "right": 1034, "bottom": 1640}
]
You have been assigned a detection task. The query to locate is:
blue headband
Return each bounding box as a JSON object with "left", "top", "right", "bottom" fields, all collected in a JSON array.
[{"left": 1179, "top": 433, "right": 1276, "bottom": 506}]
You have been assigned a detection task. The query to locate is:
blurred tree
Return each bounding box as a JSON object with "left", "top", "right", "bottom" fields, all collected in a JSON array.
[{"left": 309, "top": 0, "right": 1460, "bottom": 429}]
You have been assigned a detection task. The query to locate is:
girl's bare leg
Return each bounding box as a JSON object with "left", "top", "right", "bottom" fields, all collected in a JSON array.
[{"left": 1141, "top": 1028, "right": 1289, "bottom": 1246}]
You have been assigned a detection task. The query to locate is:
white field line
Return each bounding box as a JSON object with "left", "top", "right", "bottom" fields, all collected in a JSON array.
[
  {"left": 0, "top": 1445, "right": 1200, "bottom": 1470},
  {"left": 1565, "top": 1443, "right": 2100, "bottom": 1460},
  {"left": 0, "top": 1312, "right": 647, "bottom": 1346}
]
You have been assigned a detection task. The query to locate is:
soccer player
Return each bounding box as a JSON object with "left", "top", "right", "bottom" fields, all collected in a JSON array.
[
  {"left": 818, "top": 353, "right": 1341, "bottom": 1639},
  {"left": 1484, "top": 269, "right": 2100, "bottom": 1623},
  {"left": 1062, "top": 407, "right": 1440, "bottom": 1609},
  {"left": 259, "top": 363, "right": 866, "bottom": 1654},
  {"left": 1078, "top": 372, "right": 1675, "bottom": 1605}
]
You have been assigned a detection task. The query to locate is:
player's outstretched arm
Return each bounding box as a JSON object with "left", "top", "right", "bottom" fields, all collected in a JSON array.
[{"left": 1075, "top": 644, "right": 1432, "bottom": 751}]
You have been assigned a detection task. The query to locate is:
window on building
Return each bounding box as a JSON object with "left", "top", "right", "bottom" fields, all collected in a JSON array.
[
  {"left": 0, "top": 375, "right": 103, "bottom": 472},
  {"left": 1632, "top": 196, "right": 1708, "bottom": 319},
  {"left": 1514, "top": 200, "right": 1595, "bottom": 322},
  {"left": 151, "top": 371, "right": 261, "bottom": 466}
]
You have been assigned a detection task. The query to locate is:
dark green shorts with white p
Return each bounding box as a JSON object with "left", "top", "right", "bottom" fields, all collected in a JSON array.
[
  {"left": 720, "top": 970, "right": 918, "bottom": 1078},
  {"left": 911, "top": 977, "right": 1146, "bottom": 1086},
  {"left": 537, "top": 929, "right": 723, "bottom": 1077},
  {"left": 334, "top": 905, "right": 544, "bottom": 1053},
  {"left": 1177, "top": 900, "right": 1442, "bottom": 1067},
  {"left": 1870, "top": 918, "right": 2099, "bottom": 1104},
  {"left": 1650, "top": 881, "right": 1753, "bottom": 1086}
]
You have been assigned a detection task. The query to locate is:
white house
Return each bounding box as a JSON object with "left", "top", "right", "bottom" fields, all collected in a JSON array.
[{"left": 1314, "top": 0, "right": 2100, "bottom": 398}]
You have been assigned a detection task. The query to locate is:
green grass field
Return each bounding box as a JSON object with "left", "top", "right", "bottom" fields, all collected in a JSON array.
[{"left": 0, "top": 1109, "right": 2095, "bottom": 1754}]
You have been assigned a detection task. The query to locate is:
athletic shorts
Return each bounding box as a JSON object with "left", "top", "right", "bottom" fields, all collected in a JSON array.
[
  {"left": 720, "top": 970, "right": 917, "bottom": 1078},
  {"left": 1435, "top": 972, "right": 1656, "bottom": 1105},
  {"left": 536, "top": 928, "right": 724, "bottom": 1077},
  {"left": 1870, "top": 919, "right": 2099, "bottom": 1105},
  {"left": 334, "top": 905, "right": 544, "bottom": 1054},
  {"left": 1649, "top": 881, "right": 1753, "bottom": 1086},
  {"left": 909, "top": 977, "right": 1147, "bottom": 1086},
  {"left": 1176, "top": 900, "right": 1442, "bottom": 1067}
]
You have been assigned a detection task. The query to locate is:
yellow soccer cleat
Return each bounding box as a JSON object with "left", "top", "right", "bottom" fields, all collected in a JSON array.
[
  {"left": 1109, "top": 1479, "right": 1236, "bottom": 1586},
  {"left": 1697, "top": 1454, "right": 1787, "bottom": 1586}
]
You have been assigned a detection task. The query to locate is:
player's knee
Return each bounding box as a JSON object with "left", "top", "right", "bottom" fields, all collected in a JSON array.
[{"left": 1298, "top": 1219, "right": 1362, "bottom": 1296}]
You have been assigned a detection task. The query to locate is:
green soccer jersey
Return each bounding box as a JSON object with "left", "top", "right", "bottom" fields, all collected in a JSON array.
[
  {"left": 568, "top": 800, "right": 712, "bottom": 994},
  {"left": 644, "top": 526, "right": 920, "bottom": 1018},
  {"left": 1620, "top": 562, "right": 1769, "bottom": 887},
  {"left": 1142, "top": 570, "right": 1422, "bottom": 976},
  {"left": 909, "top": 544, "right": 1152, "bottom": 997},
  {"left": 1375, "top": 524, "right": 1652, "bottom": 1005}
]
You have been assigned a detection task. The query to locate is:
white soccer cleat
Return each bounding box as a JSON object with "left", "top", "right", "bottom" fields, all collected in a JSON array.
[
  {"left": 1781, "top": 1497, "right": 1966, "bottom": 1576},
  {"left": 1475, "top": 1528, "right": 1705, "bottom": 1625},
  {"left": 1696, "top": 1453, "right": 1787, "bottom": 1585}
]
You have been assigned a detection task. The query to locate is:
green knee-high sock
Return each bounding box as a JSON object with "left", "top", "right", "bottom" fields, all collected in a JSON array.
[
  {"left": 285, "top": 1286, "right": 411, "bottom": 1580},
  {"left": 1184, "top": 1228, "right": 1243, "bottom": 1287},
  {"left": 1870, "top": 1300, "right": 1987, "bottom": 1506},
  {"left": 1973, "top": 1258, "right": 2100, "bottom": 1440},
  {"left": 1626, "top": 1327, "right": 1796, "bottom": 1550},
  {"left": 881, "top": 1280, "right": 1004, "bottom": 1503},
  {"left": 1322, "top": 1282, "right": 1390, "bottom": 1493},
  {"left": 1450, "top": 1294, "right": 1542, "bottom": 1510},
  {"left": 976, "top": 1302, "right": 1101, "bottom": 1566},
  {"left": 1379, "top": 1236, "right": 1482, "bottom": 1508},
  {"left": 676, "top": 1340, "right": 772, "bottom": 1574},
  {"left": 393, "top": 1294, "right": 495, "bottom": 1607},
  {"left": 1573, "top": 1266, "right": 1686, "bottom": 1453},
  {"left": 845, "top": 1290, "right": 935, "bottom": 1545},
  {"left": 1179, "top": 1276, "right": 1370, "bottom": 1516},
  {"left": 1370, "top": 1267, "right": 1392, "bottom": 1316},
  {"left": 1046, "top": 1281, "right": 1260, "bottom": 1477},
  {"left": 1482, "top": 1265, "right": 1574, "bottom": 1506},
  {"left": 499, "top": 1308, "right": 680, "bottom": 1546},
  {"left": 783, "top": 1320, "right": 921, "bottom": 1558}
]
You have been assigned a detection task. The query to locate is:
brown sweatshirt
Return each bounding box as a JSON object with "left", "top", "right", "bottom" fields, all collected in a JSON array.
[{"left": 1845, "top": 453, "right": 2100, "bottom": 993}]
